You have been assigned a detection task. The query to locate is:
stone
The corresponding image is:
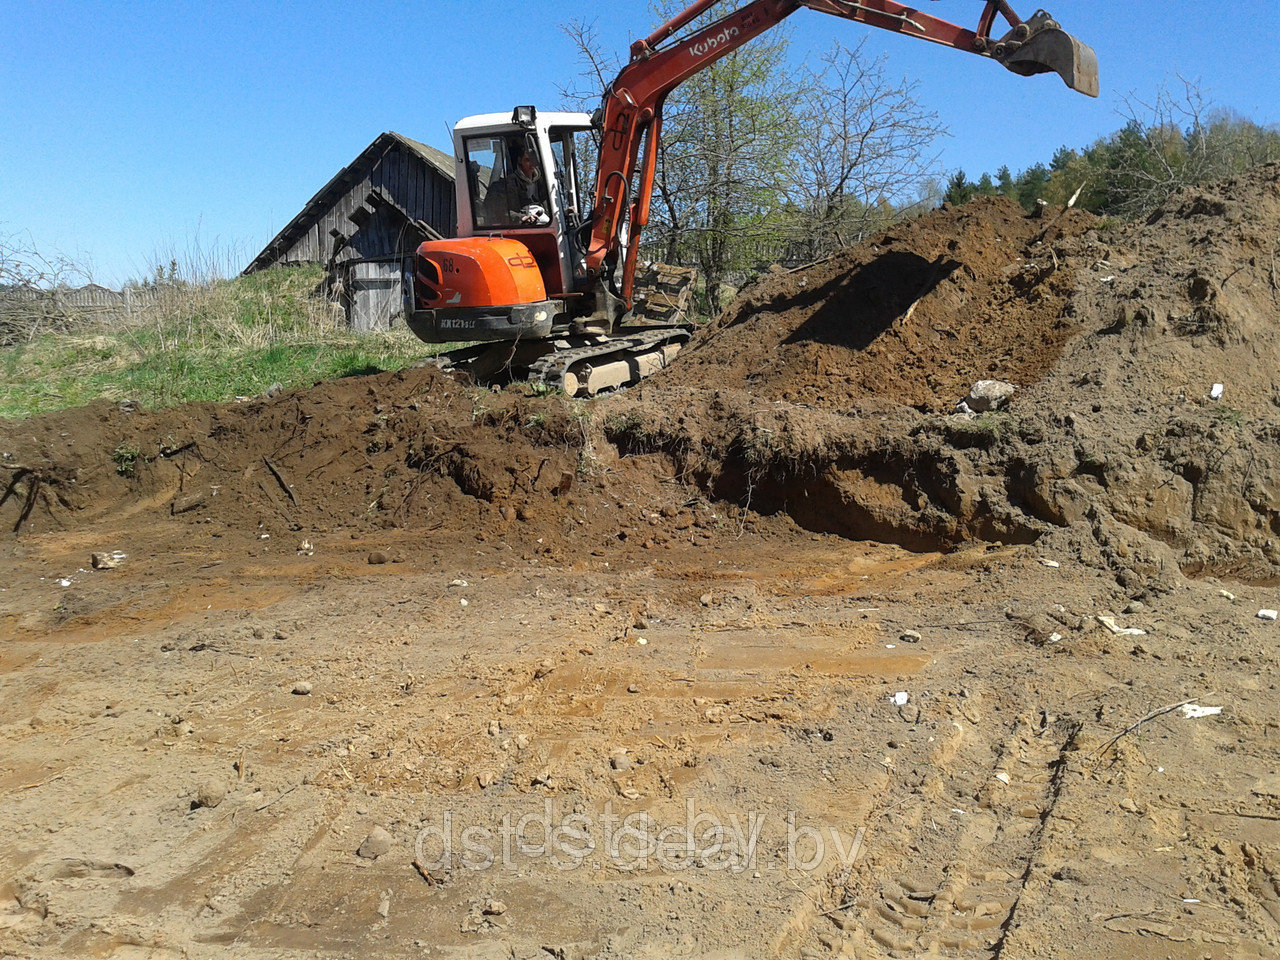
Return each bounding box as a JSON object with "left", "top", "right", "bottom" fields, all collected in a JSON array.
[
  {"left": 899, "top": 630, "right": 922, "bottom": 643},
  {"left": 357, "top": 826, "right": 393, "bottom": 859},
  {"left": 1123, "top": 601, "right": 1146, "bottom": 615},
  {"left": 292, "top": 681, "right": 312, "bottom": 696},
  {"left": 610, "top": 752, "right": 633, "bottom": 772},
  {"left": 90, "top": 552, "right": 119, "bottom": 570},
  {"left": 367, "top": 551, "right": 390, "bottom": 565},
  {"left": 194, "top": 781, "right": 227, "bottom": 809},
  {"left": 483, "top": 899, "right": 507, "bottom": 916},
  {"left": 965, "top": 380, "right": 1017, "bottom": 413}
]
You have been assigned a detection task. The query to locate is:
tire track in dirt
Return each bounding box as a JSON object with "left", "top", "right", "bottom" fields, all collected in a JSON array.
[{"left": 814, "top": 714, "right": 1081, "bottom": 958}]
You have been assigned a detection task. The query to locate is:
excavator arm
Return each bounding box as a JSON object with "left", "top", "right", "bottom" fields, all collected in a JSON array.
[{"left": 587, "top": 0, "right": 1098, "bottom": 305}]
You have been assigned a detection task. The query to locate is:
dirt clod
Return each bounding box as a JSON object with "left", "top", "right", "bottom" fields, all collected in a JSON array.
[
  {"left": 357, "top": 826, "right": 393, "bottom": 860},
  {"left": 193, "top": 782, "right": 227, "bottom": 810}
]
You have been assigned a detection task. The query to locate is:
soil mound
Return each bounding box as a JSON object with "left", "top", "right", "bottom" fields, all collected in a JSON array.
[
  {"left": 610, "top": 163, "right": 1280, "bottom": 579},
  {"left": 6, "top": 165, "right": 1280, "bottom": 582},
  {"left": 1, "top": 368, "right": 623, "bottom": 550},
  {"left": 664, "top": 197, "right": 1097, "bottom": 412}
]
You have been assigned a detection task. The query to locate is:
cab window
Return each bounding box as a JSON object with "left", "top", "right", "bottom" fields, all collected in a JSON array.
[{"left": 466, "top": 135, "right": 548, "bottom": 230}]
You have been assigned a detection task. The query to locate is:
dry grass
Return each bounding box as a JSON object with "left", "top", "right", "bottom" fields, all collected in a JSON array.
[{"left": 0, "top": 265, "right": 441, "bottom": 418}]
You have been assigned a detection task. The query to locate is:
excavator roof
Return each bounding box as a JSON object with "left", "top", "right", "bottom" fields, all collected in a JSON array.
[{"left": 455, "top": 111, "right": 594, "bottom": 136}]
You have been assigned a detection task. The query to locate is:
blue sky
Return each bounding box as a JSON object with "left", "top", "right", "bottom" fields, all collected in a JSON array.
[{"left": 2, "top": 1, "right": 1277, "bottom": 286}]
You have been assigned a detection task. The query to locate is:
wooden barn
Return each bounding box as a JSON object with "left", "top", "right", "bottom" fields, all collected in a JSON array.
[{"left": 244, "top": 132, "right": 456, "bottom": 331}]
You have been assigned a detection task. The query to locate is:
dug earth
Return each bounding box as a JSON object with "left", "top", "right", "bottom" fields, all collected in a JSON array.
[{"left": 2, "top": 167, "right": 1280, "bottom": 958}]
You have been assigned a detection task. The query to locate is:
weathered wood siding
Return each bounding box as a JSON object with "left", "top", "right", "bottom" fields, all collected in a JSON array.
[
  {"left": 344, "top": 260, "right": 402, "bottom": 333},
  {"left": 271, "top": 142, "right": 455, "bottom": 267},
  {"left": 245, "top": 133, "right": 457, "bottom": 332}
]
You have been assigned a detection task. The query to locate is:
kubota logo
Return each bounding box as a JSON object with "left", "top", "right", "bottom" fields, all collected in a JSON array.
[{"left": 689, "top": 26, "right": 739, "bottom": 58}]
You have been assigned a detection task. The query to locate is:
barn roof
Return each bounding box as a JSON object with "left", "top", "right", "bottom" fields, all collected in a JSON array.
[{"left": 243, "top": 132, "right": 454, "bottom": 275}]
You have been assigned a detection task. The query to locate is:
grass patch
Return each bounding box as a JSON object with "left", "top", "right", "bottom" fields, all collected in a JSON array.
[{"left": 0, "top": 264, "right": 449, "bottom": 418}]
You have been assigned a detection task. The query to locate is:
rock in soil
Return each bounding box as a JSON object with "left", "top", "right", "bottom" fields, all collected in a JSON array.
[
  {"left": 357, "top": 826, "right": 393, "bottom": 860},
  {"left": 193, "top": 782, "right": 227, "bottom": 809}
]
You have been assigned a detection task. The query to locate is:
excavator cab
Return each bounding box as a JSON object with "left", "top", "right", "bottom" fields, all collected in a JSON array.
[{"left": 404, "top": 108, "right": 597, "bottom": 345}]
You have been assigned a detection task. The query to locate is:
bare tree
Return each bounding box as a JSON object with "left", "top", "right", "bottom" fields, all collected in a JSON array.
[
  {"left": 782, "top": 40, "right": 944, "bottom": 261},
  {"left": 0, "top": 231, "right": 91, "bottom": 345},
  {"left": 559, "top": 7, "right": 947, "bottom": 307},
  {"left": 1104, "top": 76, "right": 1280, "bottom": 218}
]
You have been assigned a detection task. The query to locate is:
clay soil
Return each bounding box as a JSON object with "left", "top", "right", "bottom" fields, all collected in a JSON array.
[{"left": 3, "top": 168, "right": 1280, "bottom": 960}]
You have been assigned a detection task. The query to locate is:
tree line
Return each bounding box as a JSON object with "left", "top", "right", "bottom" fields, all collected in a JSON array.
[{"left": 942, "top": 81, "right": 1279, "bottom": 217}]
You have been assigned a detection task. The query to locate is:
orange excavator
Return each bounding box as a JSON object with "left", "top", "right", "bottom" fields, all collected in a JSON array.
[{"left": 404, "top": 0, "right": 1097, "bottom": 396}]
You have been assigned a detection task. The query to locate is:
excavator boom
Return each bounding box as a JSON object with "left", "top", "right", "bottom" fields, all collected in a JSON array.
[{"left": 590, "top": 0, "right": 1098, "bottom": 303}]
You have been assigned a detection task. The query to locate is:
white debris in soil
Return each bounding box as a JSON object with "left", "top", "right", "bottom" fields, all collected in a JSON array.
[
  {"left": 1097, "top": 615, "right": 1146, "bottom": 637},
  {"left": 964, "top": 380, "right": 1017, "bottom": 413},
  {"left": 1180, "top": 704, "right": 1223, "bottom": 719}
]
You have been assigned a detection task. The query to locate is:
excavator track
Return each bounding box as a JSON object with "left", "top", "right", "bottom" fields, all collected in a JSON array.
[
  {"left": 418, "top": 261, "right": 698, "bottom": 397},
  {"left": 527, "top": 326, "right": 693, "bottom": 397},
  {"left": 418, "top": 326, "right": 692, "bottom": 397}
]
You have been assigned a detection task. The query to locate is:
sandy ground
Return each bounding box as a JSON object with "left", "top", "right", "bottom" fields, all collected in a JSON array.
[{"left": 2, "top": 458, "right": 1278, "bottom": 959}]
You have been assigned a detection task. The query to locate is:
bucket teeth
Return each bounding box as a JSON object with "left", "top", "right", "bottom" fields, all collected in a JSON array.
[{"left": 996, "top": 11, "right": 1099, "bottom": 98}]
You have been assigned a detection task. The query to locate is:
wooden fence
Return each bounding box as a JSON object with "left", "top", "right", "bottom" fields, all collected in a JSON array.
[{"left": 0, "top": 284, "right": 157, "bottom": 344}]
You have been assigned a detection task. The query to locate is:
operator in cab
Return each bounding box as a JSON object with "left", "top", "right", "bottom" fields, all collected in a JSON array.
[{"left": 485, "top": 142, "right": 551, "bottom": 227}]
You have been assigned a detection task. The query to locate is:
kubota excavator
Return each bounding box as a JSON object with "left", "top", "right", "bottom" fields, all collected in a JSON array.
[{"left": 404, "top": 0, "right": 1098, "bottom": 396}]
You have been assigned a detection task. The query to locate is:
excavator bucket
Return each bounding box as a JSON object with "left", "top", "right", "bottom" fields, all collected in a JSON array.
[{"left": 996, "top": 12, "right": 1099, "bottom": 98}]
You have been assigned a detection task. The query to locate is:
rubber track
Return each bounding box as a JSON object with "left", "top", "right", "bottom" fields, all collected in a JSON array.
[{"left": 526, "top": 327, "right": 693, "bottom": 395}]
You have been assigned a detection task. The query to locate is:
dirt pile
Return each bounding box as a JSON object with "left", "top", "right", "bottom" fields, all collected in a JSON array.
[
  {"left": 5, "top": 166, "right": 1280, "bottom": 580},
  {"left": 3, "top": 368, "right": 679, "bottom": 553},
  {"left": 613, "top": 163, "right": 1280, "bottom": 578},
  {"left": 665, "top": 197, "right": 1097, "bottom": 412}
]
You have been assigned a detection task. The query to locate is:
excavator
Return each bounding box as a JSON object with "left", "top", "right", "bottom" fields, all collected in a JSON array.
[{"left": 404, "top": 0, "right": 1098, "bottom": 396}]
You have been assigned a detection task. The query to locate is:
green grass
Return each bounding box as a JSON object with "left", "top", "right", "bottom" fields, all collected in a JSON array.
[{"left": 0, "top": 265, "right": 446, "bottom": 418}]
